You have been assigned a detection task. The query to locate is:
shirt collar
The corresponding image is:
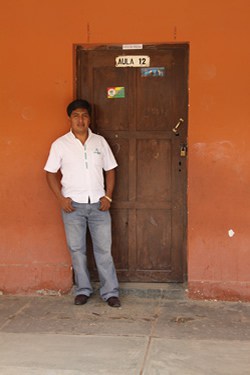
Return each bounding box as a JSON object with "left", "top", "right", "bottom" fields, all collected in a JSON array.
[{"left": 69, "top": 128, "right": 93, "bottom": 141}]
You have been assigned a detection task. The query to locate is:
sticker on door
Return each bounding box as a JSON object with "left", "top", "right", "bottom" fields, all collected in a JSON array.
[
  {"left": 107, "top": 87, "right": 125, "bottom": 98},
  {"left": 141, "top": 67, "right": 165, "bottom": 77}
]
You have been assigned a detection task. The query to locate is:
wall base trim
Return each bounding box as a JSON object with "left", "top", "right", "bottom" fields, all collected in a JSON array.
[
  {"left": 188, "top": 281, "right": 250, "bottom": 302},
  {"left": 0, "top": 264, "right": 72, "bottom": 295}
]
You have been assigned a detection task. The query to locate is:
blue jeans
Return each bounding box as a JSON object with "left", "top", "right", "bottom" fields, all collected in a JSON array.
[{"left": 62, "top": 202, "right": 119, "bottom": 300}]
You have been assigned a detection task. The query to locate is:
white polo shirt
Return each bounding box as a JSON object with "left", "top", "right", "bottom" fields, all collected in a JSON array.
[{"left": 44, "top": 129, "right": 118, "bottom": 203}]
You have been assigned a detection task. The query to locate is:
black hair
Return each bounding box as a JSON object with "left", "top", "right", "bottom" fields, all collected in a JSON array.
[{"left": 66, "top": 99, "right": 91, "bottom": 117}]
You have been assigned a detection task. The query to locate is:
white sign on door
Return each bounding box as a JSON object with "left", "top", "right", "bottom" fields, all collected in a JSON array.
[{"left": 115, "top": 55, "right": 150, "bottom": 68}]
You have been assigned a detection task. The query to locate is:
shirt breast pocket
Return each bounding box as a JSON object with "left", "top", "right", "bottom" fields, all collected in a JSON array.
[{"left": 92, "top": 151, "right": 103, "bottom": 167}]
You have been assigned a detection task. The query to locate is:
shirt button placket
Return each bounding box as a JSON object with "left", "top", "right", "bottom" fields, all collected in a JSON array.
[{"left": 84, "top": 144, "right": 88, "bottom": 169}]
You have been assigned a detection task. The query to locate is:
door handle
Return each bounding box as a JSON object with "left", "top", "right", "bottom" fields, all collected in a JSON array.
[{"left": 172, "top": 118, "right": 184, "bottom": 135}]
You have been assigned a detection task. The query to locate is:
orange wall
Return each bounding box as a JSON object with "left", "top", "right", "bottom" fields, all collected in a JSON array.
[{"left": 1, "top": 0, "right": 250, "bottom": 299}]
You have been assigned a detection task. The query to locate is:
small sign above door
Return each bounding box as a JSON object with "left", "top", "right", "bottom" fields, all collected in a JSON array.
[
  {"left": 115, "top": 55, "right": 150, "bottom": 68},
  {"left": 122, "top": 44, "right": 143, "bottom": 50}
]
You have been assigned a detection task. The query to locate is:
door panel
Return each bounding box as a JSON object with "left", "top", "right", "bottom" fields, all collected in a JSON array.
[
  {"left": 77, "top": 44, "right": 188, "bottom": 282},
  {"left": 93, "top": 67, "right": 130, "bottom": 131},
  {"left": 108, "top": 137, "right": 129, "bottom": 201},
  {"left": 137, "top": 139, "right": 171, "bottom": 201},
  {"left": 137, "top": 209, "right": 172, "bottom": 270},
  {"left": 111, "top": 208, "right": 129, "bottom": 269}
]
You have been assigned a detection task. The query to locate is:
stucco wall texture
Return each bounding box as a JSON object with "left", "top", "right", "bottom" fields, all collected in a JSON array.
[{"left": 1, "top": 0, "right": 250, "bottom": 300}]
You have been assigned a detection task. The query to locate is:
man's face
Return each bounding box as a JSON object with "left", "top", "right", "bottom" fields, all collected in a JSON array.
[{"left": 69, "top": 108, "right": 90, "bottom": 136}]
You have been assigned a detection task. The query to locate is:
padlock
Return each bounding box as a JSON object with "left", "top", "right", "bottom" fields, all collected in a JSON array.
[{"left": 180, "top": 145, "right": 187, "bottom": 157}]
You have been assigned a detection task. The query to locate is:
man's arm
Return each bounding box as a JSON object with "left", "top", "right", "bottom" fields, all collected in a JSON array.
[
  {"left": 46, "top": 171, "right": 75, "bottom": 213},
  {"left": 99, "top": 168, "right": 116, "bottom": 211}
]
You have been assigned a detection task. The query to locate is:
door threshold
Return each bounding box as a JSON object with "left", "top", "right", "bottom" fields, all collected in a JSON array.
[{"left": 93, "top": 282, "right": 187, "bottom": 299}]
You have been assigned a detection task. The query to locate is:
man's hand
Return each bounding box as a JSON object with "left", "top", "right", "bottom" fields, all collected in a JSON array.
[
  {"left": 46, "top": 172, "right": 75, "bottom": 213},
  {"left": 60, "top": 197, "right": 75, "bottom": 213},
  {"left": 99, "top": 196, "right": 111, "bottom": 211}
]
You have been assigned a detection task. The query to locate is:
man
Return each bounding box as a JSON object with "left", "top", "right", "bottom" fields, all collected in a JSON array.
[{"left": 44, "top": 99, "right": 120, "bottom": 307}]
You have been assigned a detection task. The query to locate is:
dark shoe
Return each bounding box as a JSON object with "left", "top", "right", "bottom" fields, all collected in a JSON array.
[
  {"left": 107, "top": 297, "right": 121, "bottom": 308},
  {"left": 74, "top": 294, "right": 88, "bottom": 305}
]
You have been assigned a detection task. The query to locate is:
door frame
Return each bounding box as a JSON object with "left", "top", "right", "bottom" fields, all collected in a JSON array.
[{"left": 73, "top": 42, "right": 189, "bottom": 282}]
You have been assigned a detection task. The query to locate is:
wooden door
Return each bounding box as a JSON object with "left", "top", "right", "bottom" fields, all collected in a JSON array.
[{"left": 76, "top": 44, "right": 188, "bottom": 282}]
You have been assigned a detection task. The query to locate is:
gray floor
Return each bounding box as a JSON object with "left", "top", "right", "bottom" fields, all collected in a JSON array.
[{"left": 0, "top": 283, "right": 250, "bottom": 374}]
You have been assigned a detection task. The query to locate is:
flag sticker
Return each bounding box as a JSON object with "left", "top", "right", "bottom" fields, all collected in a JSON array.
[{"left": 107, "top": 87, "right": 125, "bottom": 99}]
